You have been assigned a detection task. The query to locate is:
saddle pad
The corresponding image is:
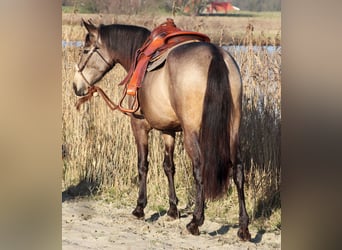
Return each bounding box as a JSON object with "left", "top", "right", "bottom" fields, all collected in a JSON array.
[{"left": 147, "top": 40, "right": 201, "bottom": 72}]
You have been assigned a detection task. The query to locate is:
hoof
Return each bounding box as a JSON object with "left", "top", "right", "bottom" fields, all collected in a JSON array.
[
  {"left": 186, "top": 222, "right": 200, "bottom": 235},
  {"left": 132, "top": 207, "right": 144, "bottom": 219},
  {"left": 167, "top": 208, "right": 179, "bottom": 219},
  {"left": 237, "top": 228, "right": 251, "bottom": 241}
]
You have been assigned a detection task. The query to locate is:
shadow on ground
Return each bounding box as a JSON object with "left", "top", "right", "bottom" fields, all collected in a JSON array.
[
  {"left": 208, "top": 224, "right": 236, "bottom": 236},
  {"left": 250, "top": 229, "right": 266, "bottom": 243},
  {"left": 62, "top": 179, "right": 100, "bottom": 202},
  {"left": 145, "top": 210, "right": 167, "bottom": 223}
]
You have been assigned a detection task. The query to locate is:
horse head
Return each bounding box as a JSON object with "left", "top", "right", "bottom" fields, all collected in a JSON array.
[{"left": 73, "top": 19, "right": 114, "bottom": 96}]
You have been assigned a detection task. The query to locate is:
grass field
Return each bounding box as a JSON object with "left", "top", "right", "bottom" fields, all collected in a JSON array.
[
  {"left": 62, "top": 13, "right": 281, "bottom": 232},
  {"left": 62, "top": 13, "right": 280, "bottom": 46}
]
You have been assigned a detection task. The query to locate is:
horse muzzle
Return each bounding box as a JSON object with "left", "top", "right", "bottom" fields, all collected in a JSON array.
[{"left": 72, "top": 81, "right": 89, "bottom": 96}]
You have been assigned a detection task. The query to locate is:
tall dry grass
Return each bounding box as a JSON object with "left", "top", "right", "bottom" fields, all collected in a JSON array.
[
  {"left": 62, "top": 13, "right": 281, "bottom": 46},
  {"left": 62, "top": 17, "right": 281, "bottom": 231},
  {"left": 234, "top": 26, "right": 281, "bottom": 228}
]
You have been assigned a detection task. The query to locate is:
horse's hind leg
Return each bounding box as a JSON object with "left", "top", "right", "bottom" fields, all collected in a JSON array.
[
  {"left": 162, "top": 131, "right": 179, "bottom": 219},
  {"left": 230, "top": 109, "right": 251, "bottom": 240},
  {"left": 183, "top": 132, "right": 204, "bottom": 235},
  {"left": 232, "top": 149, "right": 251, "bottom": 241},
  {"left": 131, "top": 119, "right": 151, "bottom": 219}
]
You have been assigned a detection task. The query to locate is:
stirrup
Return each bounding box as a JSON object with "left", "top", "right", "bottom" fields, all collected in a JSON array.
[{"left": 118, "top": 87, "right": 140, "bottom": 114}]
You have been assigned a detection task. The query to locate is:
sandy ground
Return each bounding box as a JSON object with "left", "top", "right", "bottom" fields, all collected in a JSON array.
[{"left": 62, "top": 198, "right": 280, "bottom": 249}]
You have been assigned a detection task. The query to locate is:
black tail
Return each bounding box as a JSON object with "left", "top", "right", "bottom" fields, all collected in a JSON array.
[{"left": 200, "top": 45, "right": 232, "bottom": 200}]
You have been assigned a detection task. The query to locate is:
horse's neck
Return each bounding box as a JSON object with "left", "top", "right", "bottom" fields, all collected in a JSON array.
[
  {"left": 119, "top": 55, "right": 133, "bottom": 72},
  {"left": 114, "top": 43, "right": 142, "bottom": 72},
  {"left": 110, "top": 28, "right": 150, "bottom": 72}
]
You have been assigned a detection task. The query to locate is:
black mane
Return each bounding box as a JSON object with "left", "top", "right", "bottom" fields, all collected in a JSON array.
[{"left": 98, "top": 24, "right": 151, "bottom": 70}]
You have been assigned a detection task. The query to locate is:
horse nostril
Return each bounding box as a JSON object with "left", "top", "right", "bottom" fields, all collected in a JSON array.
[
  {"left": 72, "top": 82, "right": 78, "bottom": 94},
  {"left": 73, "top": 82, "right": 84, "bottom": 96},
  {"left": 73, "top": 82, "right": 89, "bottom": 96}
]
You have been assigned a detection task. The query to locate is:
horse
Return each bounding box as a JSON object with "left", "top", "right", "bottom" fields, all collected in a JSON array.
[{"left": 72, "top": 19, "right": 251, "bottom": 240}]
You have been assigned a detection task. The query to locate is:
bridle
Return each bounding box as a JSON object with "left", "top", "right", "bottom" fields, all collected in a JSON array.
[
  {"left": 75, "top": 44, "right": 140, "bottom": 115},
  {"left": 75, "top": 44, "right": 113, "bottom": 87}
]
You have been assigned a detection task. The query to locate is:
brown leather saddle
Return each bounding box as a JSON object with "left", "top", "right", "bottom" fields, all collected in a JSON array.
[{"left": 119, "top": 18, "right": 210, "bottom": 96}]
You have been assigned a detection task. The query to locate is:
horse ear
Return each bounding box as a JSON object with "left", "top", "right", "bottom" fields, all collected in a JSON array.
[{"left": 82, "top": 18, "right": 98, "bottom": 36}]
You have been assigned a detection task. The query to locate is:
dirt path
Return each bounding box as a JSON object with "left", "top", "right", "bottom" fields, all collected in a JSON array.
[{"left": 62, "top": 199, "right": 280, "bottom": 249}]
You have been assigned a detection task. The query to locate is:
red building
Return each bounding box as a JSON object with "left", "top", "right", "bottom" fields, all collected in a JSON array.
[{"left": 199, "top": 1, "right": 240, "bottom": 14}]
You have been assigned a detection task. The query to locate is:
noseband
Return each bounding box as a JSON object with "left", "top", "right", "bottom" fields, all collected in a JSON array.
[
  {"left": 75, "top": 45, "right": 112, "bottom": 86},
  {"left": 75, "top": 45, "right": 140, "bottom": 115}
]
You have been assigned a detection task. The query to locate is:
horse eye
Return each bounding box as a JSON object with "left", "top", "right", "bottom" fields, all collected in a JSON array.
[{"left": 80, "top": 46, "right": 91, "bottom": 54}]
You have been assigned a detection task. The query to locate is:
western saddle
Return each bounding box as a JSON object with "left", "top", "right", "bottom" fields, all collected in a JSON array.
[{"left": 120, "top": 18, "right": 210, "bottom": 96}]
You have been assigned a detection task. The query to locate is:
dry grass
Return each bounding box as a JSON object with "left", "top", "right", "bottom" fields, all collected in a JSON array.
[
  {"left": 62, "top": 13, "right": 280, "bottom": 45},
  {"left": 62, "top": 14, "right": 281, "bottom": 231}
]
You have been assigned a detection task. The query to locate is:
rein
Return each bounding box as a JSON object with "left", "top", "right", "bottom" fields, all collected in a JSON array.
[{"left": 75, "top": 85, "right": 139, "bottom": 115}]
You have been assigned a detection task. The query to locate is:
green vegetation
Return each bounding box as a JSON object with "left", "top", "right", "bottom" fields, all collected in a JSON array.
[
  {"left": 62, "top": 5, "right": 95, "bottom": 14},
  {"left": 231, "top": 0, "right": 280, "bottom": 12},
  {"left": 62, "top": 0, "right": 98, "bottom": 13}
]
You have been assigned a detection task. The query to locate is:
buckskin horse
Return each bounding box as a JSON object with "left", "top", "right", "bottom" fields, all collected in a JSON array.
[{"left": 72, "top": 19, "right": 251, "bottom": 240}]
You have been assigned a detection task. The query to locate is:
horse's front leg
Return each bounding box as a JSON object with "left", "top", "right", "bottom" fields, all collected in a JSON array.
[
  {"left": 162, "top": 131, "right": 179, "bottom": 219},
  {"left": 131, "top": 118, "right": 151, "bottom": 219}
]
